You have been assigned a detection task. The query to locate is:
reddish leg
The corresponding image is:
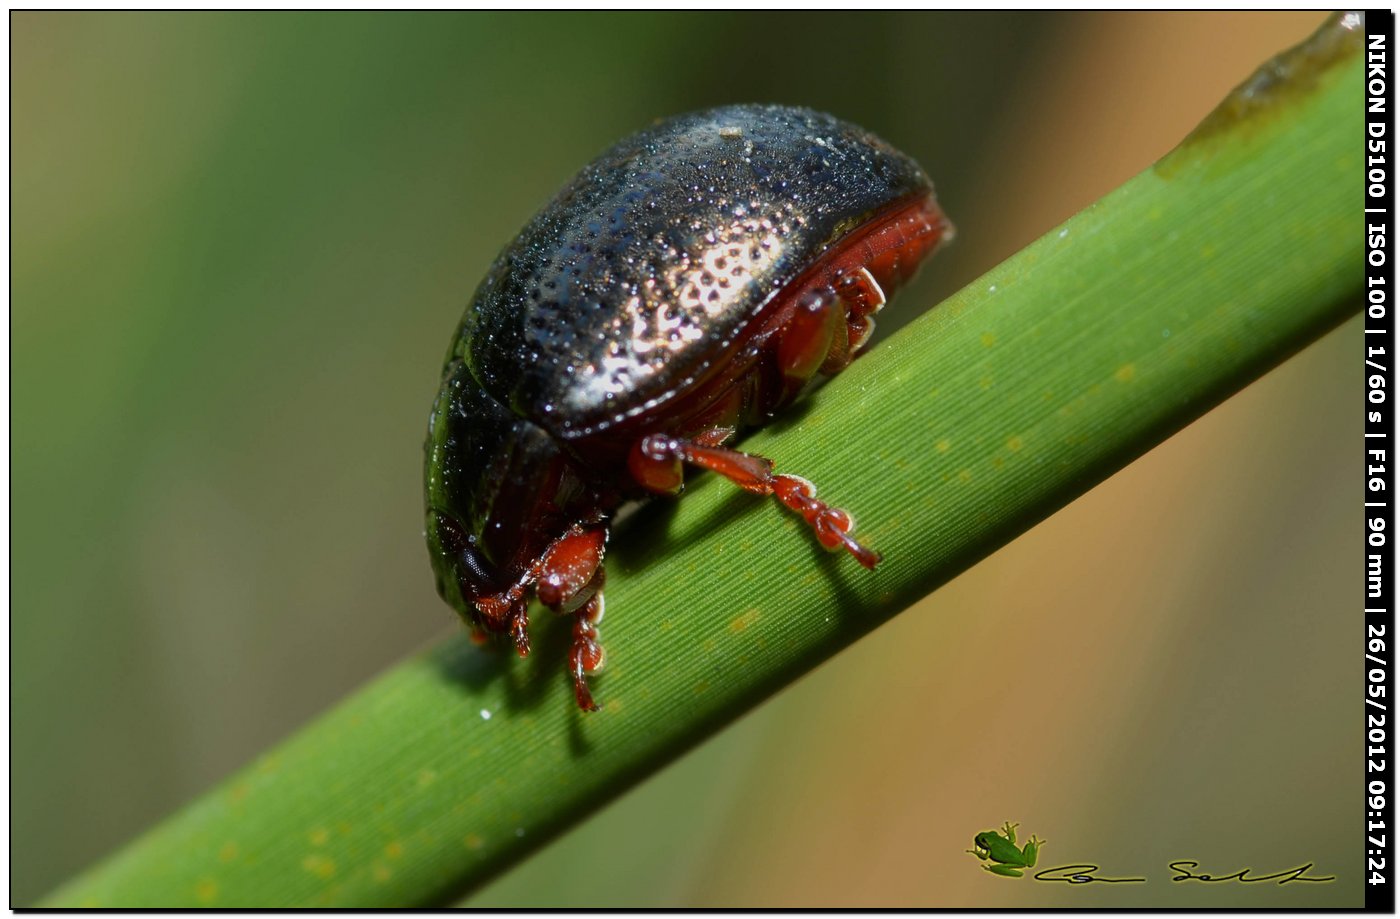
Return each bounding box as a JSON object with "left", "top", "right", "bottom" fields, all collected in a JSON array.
[
  {"left": 473, "top": 590, "right": 531, "bottom": 657},
  {"left": 629, "top": 426, "right": 732, "bottom": 494},
  {"left": 464, "top": 523, "right": 611, "bottom": 711},
  {"left": 773, "top": 269, "right": 888, "bottom": 404},
  {"left": 567, "top": 591, "right": 606, "bottom": 711},
  {"left": 829, "top": 266, "right": 886, "bottom": 367},
  {"left": 777, "top": 289, "right": 842, "bottom": 402},
  {"left": 536, "top": 525, "right": 606, "bottom": 612},
  {"left": 628, "top": 433, "right": 881, "bottom": 569},
  {"left": 535, "top": 524, "right": 609, "bottom": 712}
]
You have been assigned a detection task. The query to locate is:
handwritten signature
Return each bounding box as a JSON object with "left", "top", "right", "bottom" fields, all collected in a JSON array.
[
  {"left": 1027, "top": 861, "right": 1334, "bottom": 885},
  {"left": 1166, "top": 860, "right": 1335, "bottom": 885}
]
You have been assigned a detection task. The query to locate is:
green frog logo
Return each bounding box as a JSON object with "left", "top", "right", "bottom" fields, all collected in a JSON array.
[{"left": 967, "top": 821, "right": 1044, "bottom": 877}]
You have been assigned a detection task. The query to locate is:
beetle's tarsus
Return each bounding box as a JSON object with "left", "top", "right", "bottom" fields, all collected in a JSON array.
[
  {"left": 816, "top": 514, "right": 882, "bottom": 569},
  {"left": 833, "top": 266, "right": 886, "bottom": 359},
  {"left": 773, "top": 474, "right": 881, "bottom": 569},
  {"left": 571, "top": 665, "right": 600, "bottom": 712},
  {"left": 472, "top": 589, "right": 530, "bottom": 655},
  {"left": 569, "top": 594, "right": 606, "bottom": 712}
]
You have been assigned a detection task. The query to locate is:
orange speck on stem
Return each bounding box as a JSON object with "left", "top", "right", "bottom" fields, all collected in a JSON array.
[
  {"left": 729, "top": 608, "right": 761, "bottom": 633},
  {"left": 302, "top": 855, "right": 337, "bottom": 879},
  {"left": 194, "top": 879, "right": 218, "bottom": 904}
]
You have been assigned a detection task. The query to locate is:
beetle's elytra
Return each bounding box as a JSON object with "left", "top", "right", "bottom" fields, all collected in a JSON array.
[{"left": 425, "top": 104, "right": 952, "bottom": 710}]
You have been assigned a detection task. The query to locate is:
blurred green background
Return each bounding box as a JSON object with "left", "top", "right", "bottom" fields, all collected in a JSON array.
[{"left": 13, "top": 11, "right": 1358, "bottom": 907}]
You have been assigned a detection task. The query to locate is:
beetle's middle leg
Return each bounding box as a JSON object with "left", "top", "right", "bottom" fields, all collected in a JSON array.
[{"left": 627, "top": 434, "right": 881, "bottom": 569}]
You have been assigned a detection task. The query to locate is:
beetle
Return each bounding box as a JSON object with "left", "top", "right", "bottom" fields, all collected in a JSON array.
[{"left": 424, "top": 104, "right": 952, "bottom": 711}]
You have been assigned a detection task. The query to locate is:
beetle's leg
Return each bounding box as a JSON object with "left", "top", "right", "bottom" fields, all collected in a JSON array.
[
  {"left": 533, "top": 524, "right": 609, "bottom": 712},
  {"left": 568, "top": 592, "right": 606, "bottom": 712},
  {"left": 535, "top": 524, "right": 607, "bottom": 612},
  {"left": 826, "top": 266, "right": 886, "bottom": 371},
  {"left": 628, "top": 434, "right": 881, "bottom": 569},
  {"left": 775, "top": 270, "right": 887, "bottom": 402},
  {"left": 464, "top": 524, "right": 608, "bottom": 707},
  {"left": 777, "top": 289, "right": 843, "bottom": 403},
  {"left": 473, "top": 589, "right": 532, "bottom": 657},
  {"left": 627, "top": 426, "right": 735, "bottom": 494}
]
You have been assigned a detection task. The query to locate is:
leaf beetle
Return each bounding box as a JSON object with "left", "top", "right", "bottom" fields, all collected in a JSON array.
[{"left": 425, "top": 104, "right": 952, "bottom": 710}]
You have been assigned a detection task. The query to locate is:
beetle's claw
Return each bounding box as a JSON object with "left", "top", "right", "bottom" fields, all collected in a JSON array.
[
  {"left": 824, "top": 524, "right": 880, "bottom": 569},
  {"left": 569, "top": 638, "right": 603, "bottom": 712},
  {"left": 569, "top": 599, "right": 606, "bottom": 712},
  {"left": 571, "top": 669, "right": 600, "bottom": 712},
  {"left": 839, "top": 531, "right": 882, "bottom": 570}
]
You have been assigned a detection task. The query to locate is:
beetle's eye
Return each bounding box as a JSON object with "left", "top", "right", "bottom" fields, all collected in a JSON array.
[
  {"left": 457, "top": 541, "right": 500, "bottom": 597},
  {"left": 432, "top": 510, "right": 504, "bottom": 598}
]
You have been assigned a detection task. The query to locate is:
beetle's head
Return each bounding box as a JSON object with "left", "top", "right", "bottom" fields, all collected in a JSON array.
[{"left": 426, "top": 508, "right": 510, "bottom": 618}]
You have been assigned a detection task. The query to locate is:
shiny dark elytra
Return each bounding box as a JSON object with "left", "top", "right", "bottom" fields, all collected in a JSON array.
[{"left": 424, "top": 104, "right": 953, "bottom": 711}]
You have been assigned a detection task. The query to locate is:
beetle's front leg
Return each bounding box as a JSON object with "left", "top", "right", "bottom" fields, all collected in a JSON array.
[
  {"left": 627, "top": 433, "right": 881, "bottom": 569},
  {"left": 533, "top": 524, "right": 609, "bottom": 711},
  {"left": 567, "top": 591, "right": 606, "bottom": 712},
  {"left": 535, "top": 524, "right": 607, "bottom": 613},
  {"left": 473, "top": 589, "right": 531, "bottom": 657}
]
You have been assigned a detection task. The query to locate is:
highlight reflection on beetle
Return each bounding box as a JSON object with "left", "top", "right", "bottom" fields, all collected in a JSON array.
[{"left": 424, "top": 104, "right": 953, "bottom": 710}]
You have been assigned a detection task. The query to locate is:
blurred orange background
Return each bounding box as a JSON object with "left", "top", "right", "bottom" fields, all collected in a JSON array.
[{"left": 12, "top": 11, "right": 1357, "bottom": 906}]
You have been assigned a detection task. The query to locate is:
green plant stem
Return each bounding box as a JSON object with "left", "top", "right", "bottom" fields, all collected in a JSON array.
[{"left": 43, "top": 18, "right": 1363, "bottom": 908}]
